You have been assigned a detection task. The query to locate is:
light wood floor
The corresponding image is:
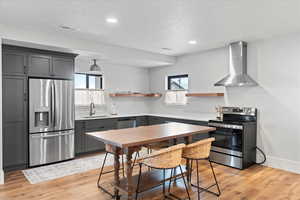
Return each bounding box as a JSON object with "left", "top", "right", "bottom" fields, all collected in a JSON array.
[{"left": 1, "top": 160, "right": 300, "bottom": 200}]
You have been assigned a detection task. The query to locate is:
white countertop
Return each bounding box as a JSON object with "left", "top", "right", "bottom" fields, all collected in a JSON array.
[{"left": 75, "top": 112, "right": 216, "bottom": 122}]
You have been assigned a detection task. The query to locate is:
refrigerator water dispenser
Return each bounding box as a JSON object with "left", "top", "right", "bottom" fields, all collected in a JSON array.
[{"left": 34, "top": 109, "right": 49, "bottom": 127}]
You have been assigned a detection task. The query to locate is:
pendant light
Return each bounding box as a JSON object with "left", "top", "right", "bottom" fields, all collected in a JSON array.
[{"left": 88, "top": 59, "right": 103, "bottom": 75}]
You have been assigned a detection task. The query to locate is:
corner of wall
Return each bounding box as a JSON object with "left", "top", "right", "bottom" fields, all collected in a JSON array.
[{"left": 0, "top": 37, "right": 4, "bottom": 184}]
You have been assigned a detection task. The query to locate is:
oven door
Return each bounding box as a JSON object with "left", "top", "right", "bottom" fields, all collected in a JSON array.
[{"left": 210, "top": 127, "right": 243, "bottom": 153}]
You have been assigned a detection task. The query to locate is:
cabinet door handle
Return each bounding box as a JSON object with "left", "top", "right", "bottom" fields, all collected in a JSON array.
[
  {"left": 24, "top": 92, "right": 27, "bottom": 101},
  {"left": 24, "top": 65, "right": 28, "bottom": 74}
]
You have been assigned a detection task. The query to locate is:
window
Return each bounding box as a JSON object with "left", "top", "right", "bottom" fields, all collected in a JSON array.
[
  {"left": 74, "top": 73, "right": 103, "bottom": 89},
  {"left": 165, "top": 74, "right": 188, "bottom": 105},
  {"left": 167, "top": 74, "right": 188, "bottom": 90}
]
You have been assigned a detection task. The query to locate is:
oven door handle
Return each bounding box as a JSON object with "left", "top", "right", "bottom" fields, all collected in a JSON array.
[{"left": 210, "top": 131, "right": 237, "bottom": 136}]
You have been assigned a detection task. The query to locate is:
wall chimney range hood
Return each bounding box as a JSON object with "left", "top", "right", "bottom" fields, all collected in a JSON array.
[{"left": 214, "top": 41, "right": 258, "bottom": 87}]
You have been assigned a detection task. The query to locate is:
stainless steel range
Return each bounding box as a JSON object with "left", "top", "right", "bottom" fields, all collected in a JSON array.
[
  {"left": 29, "top": 78, "right": 74, "bottom": 167},
  {"left": 208, "top": 107, "right": 257, "bottom": 169}
]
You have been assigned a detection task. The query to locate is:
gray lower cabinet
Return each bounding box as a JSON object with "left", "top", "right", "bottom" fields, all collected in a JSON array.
[
  {"left": 75, "top": 121, "right": 86, "bottom": 154},
  {"left": 148, "top": 116, "right": 167, "bottom": 125},
  {"left": 74, "top": 116, "right": 209, "bottom": 157},
  {"left": 136, "top": 116, "right": 148, "bottom": 126},
  {"left": 2, "top": 76, "right": 28, "bottom": 171},
  {"left": 75, "top": 119, "right": 117, "bottom": 154}
]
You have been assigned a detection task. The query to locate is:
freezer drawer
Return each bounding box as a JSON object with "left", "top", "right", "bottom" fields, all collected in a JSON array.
[{"left": 29, "top": 130, "right": 75, "bottom": 166}]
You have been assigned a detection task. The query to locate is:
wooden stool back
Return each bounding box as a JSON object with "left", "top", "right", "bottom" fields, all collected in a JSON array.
[
  {"left": 182, "top": 138, "right": 215, "bottom": 160},
  {"left": 140, "top": 143, "right": 185, "bottom": 169}
]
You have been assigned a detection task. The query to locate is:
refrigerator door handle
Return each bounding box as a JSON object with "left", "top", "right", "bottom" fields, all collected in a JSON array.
[
  {"left": 31, "top": 132, "right": 74, "bottom": 139},
  {"left": 51, "top": 81, "right": 56, "bottom": 127}
]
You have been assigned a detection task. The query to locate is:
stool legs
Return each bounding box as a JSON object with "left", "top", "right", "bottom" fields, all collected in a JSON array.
[
  {"left": 136, "top": 165, "right": 190, "bottom": 200},
  {"left": 196, "top": 160, "right": 200, "bottom": 200},
  {"left": 98, "top": 152, "right": 140, "bottom": 198},
  {"left": 97, "top": 152, "right": 115, "bottom": 198},
  {"left": 168, "top": 166, "right": 191, "bottom": 200},
  {"left": 209, "top": 159, "right": 221, "bottom": 196},
  {"left": 190, "top": 159, "right": 221, "bottom": 199},
  {"left": 135, "top": 163, "right": 142, "bottom": 200}
]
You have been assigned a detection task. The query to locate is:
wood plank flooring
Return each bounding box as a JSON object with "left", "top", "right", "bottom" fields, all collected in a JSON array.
[{"left": 0, "top": 160, "right": 300, "bottom": 200}]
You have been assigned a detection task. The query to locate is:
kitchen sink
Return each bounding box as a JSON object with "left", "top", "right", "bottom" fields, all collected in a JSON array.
[{"left": 82, "top": 115, "right": 109, "bottom": 119}]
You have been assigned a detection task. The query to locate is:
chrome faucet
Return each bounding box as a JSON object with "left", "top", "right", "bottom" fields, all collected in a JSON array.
[{"left": 89, "top": 102, "right": 96, "bottom": 116}]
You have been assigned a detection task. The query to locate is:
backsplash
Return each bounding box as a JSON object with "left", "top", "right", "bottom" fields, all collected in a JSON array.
[{"left": 75, "top": 94, "right": 151, "bottom": 119}]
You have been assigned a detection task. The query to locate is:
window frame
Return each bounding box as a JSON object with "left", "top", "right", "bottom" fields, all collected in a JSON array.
[
  {"left": 167, "top": 74, "right": 189, "bottom": 91},
  {"left": 74, "top": 72, "right": 103, "bottom": 89}
]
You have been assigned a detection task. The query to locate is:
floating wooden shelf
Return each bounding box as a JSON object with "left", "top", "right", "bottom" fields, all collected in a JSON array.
[
  {"left": 186, "top": 93, "right": 224, "bottom": 97},
  {"left": 109, "top": 93, "right": 162, "bottom": 97}
]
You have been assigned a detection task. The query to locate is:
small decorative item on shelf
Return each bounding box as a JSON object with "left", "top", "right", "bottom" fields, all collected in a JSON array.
[
  {"left": 215, "top": 106, "right": 223, "bottom": 120},
  {"left": 110, "top": 102, "right": 117, "bottom": 115}
]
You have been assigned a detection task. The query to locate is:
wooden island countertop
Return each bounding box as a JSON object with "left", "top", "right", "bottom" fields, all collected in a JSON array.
[{"left": 86, "top": 122, "right": 216, "bottom": 148}]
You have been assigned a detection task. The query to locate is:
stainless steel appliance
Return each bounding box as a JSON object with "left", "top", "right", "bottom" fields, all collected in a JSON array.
[
  {"left": 214, "top": 41, "right": 258, "bottom": 87},
  {"left": 117, "top": 118, "right": 137, "bottom": 129},
  {"left": 208, "top": 107, "right": 257, "bottom": 169},
  {"left": 29, "top": 78, "right": 74, "bottom": 167}
]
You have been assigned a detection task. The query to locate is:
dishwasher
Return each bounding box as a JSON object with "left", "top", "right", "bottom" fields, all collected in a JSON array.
[{"left": 117, "top": 118, "right": 137, "bottom": 129}]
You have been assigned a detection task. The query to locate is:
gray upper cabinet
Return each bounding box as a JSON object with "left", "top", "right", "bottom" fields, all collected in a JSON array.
[
  {"left": 2, "top": 76, "right": 27, "bottom": 171},
  {"left": 52, "top": 56, "right": 74, "bottom": 79},
  {"left": 28, "top": 54, "right": 52, "bottom": 77},
  {"left": 3, "top": 45, "right": 76, "bottom": 79},
  {"left": 2, "top": 49, "right": 27, "bottom": 76}
]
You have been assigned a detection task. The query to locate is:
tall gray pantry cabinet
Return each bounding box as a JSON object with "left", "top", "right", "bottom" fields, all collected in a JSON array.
[{"left": 2, "top": 45, "right": 76, "bottom": 171}]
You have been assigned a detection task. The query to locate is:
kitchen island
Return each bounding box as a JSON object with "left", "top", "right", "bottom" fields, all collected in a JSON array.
[{"left": 87, "top": 122, "right": 215, "bottom": 200}]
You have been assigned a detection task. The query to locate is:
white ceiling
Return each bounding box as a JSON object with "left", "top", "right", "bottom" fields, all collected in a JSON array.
[{"left": 1, "top": 0, "right": 300, "bottom": 56}]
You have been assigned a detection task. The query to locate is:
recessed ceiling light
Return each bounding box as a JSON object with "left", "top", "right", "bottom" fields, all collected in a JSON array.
[
  {"left": 106, "top": 17, "right": 118, "bottom": 24},
  {"left": 188, "top": 40, "right": 197, "bottom": 45},
  {"left": 59, "top": 25, "right": 77, "bottom": 31},
  {"left": 162, "top": 48, "right": 172, "bottom": 51}
]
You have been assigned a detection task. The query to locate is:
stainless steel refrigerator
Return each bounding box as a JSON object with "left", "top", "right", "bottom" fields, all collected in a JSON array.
[{"left": 29, "top": 78, "right": 74, "bottom": 167}]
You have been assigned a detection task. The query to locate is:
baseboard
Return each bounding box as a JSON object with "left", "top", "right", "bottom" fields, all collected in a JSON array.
[
  {"left": 0, "top": 169, "right": 4, "bottom": 184},
  {"left": 264, "top": 155, "right": 300, "bottom": 174}
]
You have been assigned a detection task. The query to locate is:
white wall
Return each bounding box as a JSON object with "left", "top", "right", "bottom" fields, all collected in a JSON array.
[
  {"left": 149, "top": 48, "right": 227, "bottom": 114},
  {"left": 0, "top": 38, "right": 4, "bottom": 184},
  {"left": 149, "top": 33, "right": 300, "bottom": 174},
  {"left": 75, "top": 58, "right": 151, "bottom": 116}
]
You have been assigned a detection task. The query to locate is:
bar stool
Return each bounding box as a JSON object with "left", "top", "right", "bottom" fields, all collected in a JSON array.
[
  {"left": 97, "top": 144, "right": 140, "bottom": 198},
  {"left": 135, "top": 143, "right": 190, "bottom": 200},
  {"left": 182, "top": 138, "right": 221, "bottom": 200}
]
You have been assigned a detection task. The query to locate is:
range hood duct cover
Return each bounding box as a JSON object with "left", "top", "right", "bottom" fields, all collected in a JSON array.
[{"left": 214, "top": 41, "right": 258, "bottom": 87}]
